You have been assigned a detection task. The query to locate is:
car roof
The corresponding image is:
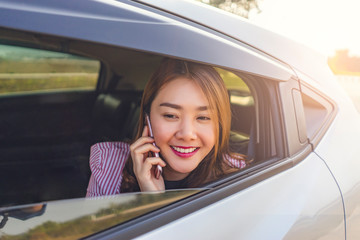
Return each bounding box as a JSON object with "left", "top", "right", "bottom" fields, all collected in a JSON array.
[
  {"left": 136, "top": 0, "right": 332, "bottom": 84},
  {"left": 0, "top": 0, "right": 331, "bottom": 83},
  {"left": 0, "top": 0, "right": 295, "bottom": 81}
]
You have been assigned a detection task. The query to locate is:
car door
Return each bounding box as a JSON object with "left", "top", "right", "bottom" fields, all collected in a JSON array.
[{"left": 131, "top": 154, "right": 343, "bottom": 240}]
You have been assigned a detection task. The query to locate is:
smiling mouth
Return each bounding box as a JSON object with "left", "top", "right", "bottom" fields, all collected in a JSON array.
[{"left": 171, "top": 146, "right": 198, "bottom": 154}]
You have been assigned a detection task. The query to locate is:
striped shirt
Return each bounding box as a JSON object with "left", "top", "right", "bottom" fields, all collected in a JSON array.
[{"left": 86, "top": 142, "right": 246, "bottom": 197}]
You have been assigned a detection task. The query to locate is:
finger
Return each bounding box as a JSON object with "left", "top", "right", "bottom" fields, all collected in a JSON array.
[
  {"left": 132, "top": 143, "right": 160, "bottom": 160},
  {"left": 130, "top": 136, "right": 155, "bottom": 152},
  {"left": 137, "top": 157, "right": 166, "bottom": 177},
  {"left": 145, "top": 157, "right": 166, "bottom": 167},
  {"left": 131, "top": 143, "right": 160, "bottom": 167}
]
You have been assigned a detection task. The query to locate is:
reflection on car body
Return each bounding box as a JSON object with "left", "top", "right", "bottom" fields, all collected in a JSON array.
[
  {"left": 0, "top": 0, "right": 360, "bottom": 239},
  {"left": 0, "top": 190, "right": 201, "bottom": 238}
]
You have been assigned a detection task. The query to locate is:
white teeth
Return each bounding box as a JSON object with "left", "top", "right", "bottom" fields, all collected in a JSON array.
[{"left": 172, "top": 146, "right": 197, "bottom": 153}]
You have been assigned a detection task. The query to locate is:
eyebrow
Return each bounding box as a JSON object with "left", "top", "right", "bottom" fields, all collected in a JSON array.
[{"left": 159, "top": 102, "right": 208, "bottom": 111}]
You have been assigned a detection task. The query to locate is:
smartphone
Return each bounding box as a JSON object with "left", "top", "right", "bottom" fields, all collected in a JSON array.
[{"left": 145, "top": 114, "right": 162, "bottom": 179}]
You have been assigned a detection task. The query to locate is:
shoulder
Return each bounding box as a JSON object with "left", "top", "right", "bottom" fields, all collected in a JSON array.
[
  {"left": 90, "top": 142, "right": 130, "bottom": 171},
  {"left": 87, "top": 142, "right": 130, "bottom": 196}
]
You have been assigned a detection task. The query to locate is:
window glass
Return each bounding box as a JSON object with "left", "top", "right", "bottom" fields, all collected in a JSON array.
[
  {"left": 0, "top": 44, "right": 100, "bottom": 95},
  {"left": 216, "top": 68, "right": 255, "bottom": 156},
  {"left": 216, "top": 68, "right": 253, "bottom": 107},
  {"left": 300, "top": 84, "right": 335, "bottom": 144},
  {"left": 0, "top": 190, "right": 201, "bottom": 239}
]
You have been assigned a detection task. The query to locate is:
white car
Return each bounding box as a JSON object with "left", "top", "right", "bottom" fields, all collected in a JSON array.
[{"left": 0, "top": 0, "right": 359, "bottom": 239}]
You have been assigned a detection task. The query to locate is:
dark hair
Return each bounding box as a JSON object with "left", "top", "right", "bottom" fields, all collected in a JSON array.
[{"left": 120, "top": 58, "right": 246, "bottom": 192}]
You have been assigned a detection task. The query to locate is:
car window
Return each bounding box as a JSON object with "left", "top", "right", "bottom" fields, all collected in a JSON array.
[
  {"left": 0, "top": 36, "right": 281, "bottom": 240},
  {"left": 298, "top": 82, "right": 337, "bottom": 148},
  {"left": 0, "top": 44, "right": 100, "bottom": 95},
  {"left": 0, "top": 42, "right": 101, "bottom": 208}
]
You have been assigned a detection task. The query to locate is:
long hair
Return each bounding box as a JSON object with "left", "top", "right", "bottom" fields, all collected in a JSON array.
[{"left": 120, "top": 58, "right": 245, "bottom": 192}]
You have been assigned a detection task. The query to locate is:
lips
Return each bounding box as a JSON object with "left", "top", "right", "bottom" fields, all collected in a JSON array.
[{"left": 171, "top": 146, "right": 199, "bottom": 158}]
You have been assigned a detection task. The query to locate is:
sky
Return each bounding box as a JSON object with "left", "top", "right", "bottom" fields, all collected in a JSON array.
[{"left": 248, "top": 0, "right": 360, "bottom": 57}]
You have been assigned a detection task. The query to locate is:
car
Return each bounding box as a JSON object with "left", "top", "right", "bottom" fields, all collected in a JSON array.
[{"left": 1, "top": 0, "right": 360, "bottom": 239}]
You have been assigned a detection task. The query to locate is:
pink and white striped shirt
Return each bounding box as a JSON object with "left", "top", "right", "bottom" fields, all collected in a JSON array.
[
  {"left": 86, "top": 142, "right": 130, "bottom": 197},
  {"left": 86, "top": 142, "right": 246, "bottom": 197}
]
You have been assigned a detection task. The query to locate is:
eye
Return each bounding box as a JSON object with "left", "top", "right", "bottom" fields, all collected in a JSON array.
[
  {"left": 197, "top": 116, "right": 211, "bottom": 121},
  {"left": 163, "top": 114, "right": 178, "bottom": 119}
]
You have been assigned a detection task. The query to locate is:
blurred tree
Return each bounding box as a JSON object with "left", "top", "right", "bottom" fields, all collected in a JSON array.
[
  {"left": 328, "top": 49, "right": 360, "bottom": 75},
  {"left": 198, "top": 0, "right": 262, "bottom": 18}
]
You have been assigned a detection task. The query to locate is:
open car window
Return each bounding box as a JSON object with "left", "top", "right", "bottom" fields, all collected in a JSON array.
[
  {"left": 0, "top": 41, "right": 260, "bottom": 236},
  {"left": 0, "top": 10, "right": 288, "bottom": 238}
]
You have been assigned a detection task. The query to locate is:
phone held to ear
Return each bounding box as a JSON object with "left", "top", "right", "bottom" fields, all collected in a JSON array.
[{"left": 145, "top": 114, "right": 163, "bottom": 179}]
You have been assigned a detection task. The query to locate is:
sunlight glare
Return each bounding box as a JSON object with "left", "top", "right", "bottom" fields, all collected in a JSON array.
[{"left": 250, "top": 0, "right": 360, "bottom": 57}]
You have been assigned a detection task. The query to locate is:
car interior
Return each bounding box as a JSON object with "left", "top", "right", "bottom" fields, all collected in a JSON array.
[{"left": 0, "top": 28, "right": 256, "bottom": 207}]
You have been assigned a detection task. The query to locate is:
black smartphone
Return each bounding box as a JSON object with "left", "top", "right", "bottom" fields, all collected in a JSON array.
[{"left": 145, "top": 114, "right": 162, "bottom": 179}]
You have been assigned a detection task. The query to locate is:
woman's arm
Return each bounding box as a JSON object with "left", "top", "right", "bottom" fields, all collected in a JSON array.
[{"left": 86, "top": 142, "right": 130, "bottom": 197}]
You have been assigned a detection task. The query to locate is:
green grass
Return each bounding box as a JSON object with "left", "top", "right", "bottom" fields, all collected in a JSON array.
[
  {"left": 0, "top": 76, "right": 97, "bottom": 94},
  {"left": 0, "top": 58, "right": 99, "bottom": 74}
]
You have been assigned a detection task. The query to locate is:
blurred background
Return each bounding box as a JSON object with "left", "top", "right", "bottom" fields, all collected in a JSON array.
[{"left": 197, "top": 0, "right": 360, "bottom": 111}]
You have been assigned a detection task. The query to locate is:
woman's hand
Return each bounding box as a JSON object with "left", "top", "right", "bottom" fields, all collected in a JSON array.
[{"left": 130, "top": 126, "right": 166, "bottom": 192}]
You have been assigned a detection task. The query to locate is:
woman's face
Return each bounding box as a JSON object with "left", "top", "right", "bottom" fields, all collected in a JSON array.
[{"left": 150, "top": 77, "right": 216, "bottom": 181}]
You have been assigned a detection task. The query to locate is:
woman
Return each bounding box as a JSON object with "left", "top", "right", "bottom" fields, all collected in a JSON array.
[{"left": 86, "top": 58, "right": 247, "bottom": 196}]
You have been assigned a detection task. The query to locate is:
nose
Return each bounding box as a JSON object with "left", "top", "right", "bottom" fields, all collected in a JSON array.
[{"left": 175, "top": 118, "right": 197, "bottom": 141}]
